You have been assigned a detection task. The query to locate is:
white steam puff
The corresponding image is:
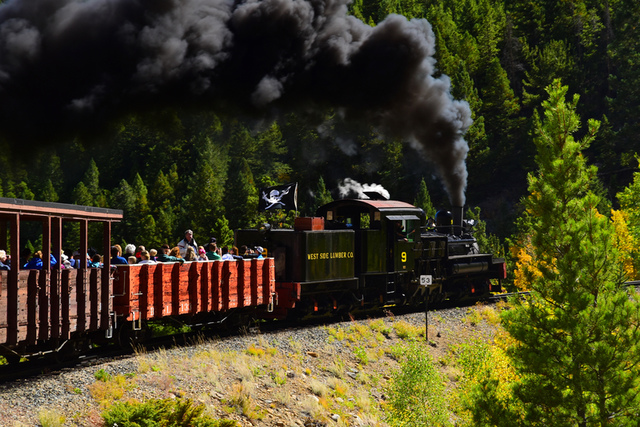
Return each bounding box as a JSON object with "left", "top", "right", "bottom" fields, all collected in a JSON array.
[
  {"left": 0, "top": 0, "right": 471, "bottom": 205},
  {"left": 338, "top": 178, "right": 390, "bottom": 200}
]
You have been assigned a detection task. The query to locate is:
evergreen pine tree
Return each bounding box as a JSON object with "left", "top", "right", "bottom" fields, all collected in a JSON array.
[
  {"left": 311, "top": 176, "right": 333, "bottom": 214},
  {"left": 181, "top": 154, "right": 226, "bottom": 241},
  {"left": 226, "top": 158, "right": 258, "bottom": 230},
  {"left": 33, "top": 152, "right": 63, "bottom": 202},
  {"left": 413, "top": 178, "right": 436, "bottom": 219},
  {"left": 15, "top": 181, "right": 34, "bottom": 200},
  {"left": 213, "top": 216, "right": 234, "bottom": 247},
  {"left": 72, "top": 182, "right": 93, "bottom": 206},
  {"left": 110, "top": 179, "right": 136, "bottom": 245},
  {"left": 149, "top": 170, "right": 177, "bottom": 247},
  {"left": 473, "top": 80, "right": 640, "bottom": 426},
  {"left": 3, "top": 179, "right": 15, "bottom": 198},
  {"left": 131, "top": 173, "right": 151, "bottom": 244},
  {"left": 40, "top": 179, "right": 59, "bottom": 203},
  {"left": 83, "top": 158, "right": 107, "bottom": 207}
]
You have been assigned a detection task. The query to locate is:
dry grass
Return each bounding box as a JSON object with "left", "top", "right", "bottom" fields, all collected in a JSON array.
[
  {"left": 392, "top": 319, "right": 425, "bottom": 340},
  {"left": 37, "top": 408, "right": 65, "bottom": 427},
  {"left": 310, "top": 379, "right": 330, "bottom": 397},
  {"left": 88, "top": 373, "right": 136, "bottom": 408},
  {"left": 54, "top": 305, "right": 503, "bottom": 426}
]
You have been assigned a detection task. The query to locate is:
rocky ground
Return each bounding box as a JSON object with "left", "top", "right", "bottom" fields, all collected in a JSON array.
[{"left": 0, "top": 304, "right": 502, "bottom": 426}]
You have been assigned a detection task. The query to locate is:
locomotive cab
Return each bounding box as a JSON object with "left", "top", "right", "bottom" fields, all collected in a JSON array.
[
  {"left": 317, "top": 199, "right": 428, "bottom": 305},
  {"left": 318, "top": 199, "right": 426, "bottom": 276}
]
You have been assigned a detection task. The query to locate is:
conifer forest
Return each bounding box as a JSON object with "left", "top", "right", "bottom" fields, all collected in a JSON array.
[
  {"left": 0, "top": 0, "right": 638, "bottom": 255},
  {"left": 2, "top": 0, "right": 640, "bottom": 423}
]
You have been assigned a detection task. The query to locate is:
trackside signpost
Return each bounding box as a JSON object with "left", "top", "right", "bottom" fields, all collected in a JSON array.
[{"left": 420, "top": 275, "right": 432, "bottom": 340}]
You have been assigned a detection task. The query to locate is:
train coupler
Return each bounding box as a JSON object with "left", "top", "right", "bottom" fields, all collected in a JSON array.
[{"left": 351, "top": 293, "right": 364, "bottom": 306}]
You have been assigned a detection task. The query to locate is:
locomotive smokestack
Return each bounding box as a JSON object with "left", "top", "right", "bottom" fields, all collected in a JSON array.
[
  {"left": 0, "top": 0, "right": 471, "bottom": 203},
  {"left": 452, "top": 206, "right": 463, "bottom": 236}
]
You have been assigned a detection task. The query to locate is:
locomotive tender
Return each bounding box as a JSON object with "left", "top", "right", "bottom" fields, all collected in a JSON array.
[{"left": 0, "top": 196, "right": 504, "bottom": 363}]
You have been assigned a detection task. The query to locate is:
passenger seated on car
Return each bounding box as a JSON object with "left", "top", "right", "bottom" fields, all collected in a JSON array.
[
  {"left": 135, "top": 245, "right": 146, "bottom": 262},
  {"left": 124, "top": 244, "right": 136, "bottom": 259},
  {"left": 23, "top": 250, "right": 43, "bottom": 269},
  {"left": 23, "top": 251, "right": 57, "bottom": 269},
  {"left": 184, "top": 246, "right": 197, "bottom": 261},
  {"left": 157, "top": 244, "right": 185, "bottom": 263},
  {"left": 0, "top": 249, "right": 11, "bottom": 270},
  {"left": 169, "top": 246, "right": 182, "bottom": 258},
  {"left": 221, "top": 246, "right": 234, "bottom": 261},
  {"left": 89, "top": 254, "right": 103, "bottom": 268},
  {"left": 206, "top": 242, "right": 222, "bottom": 261},
  {"left": 110, "top": 245, "right": 128, "bottom": 265},
  {"left": 138, "top": 250, "right": 157, "bottom": 264},
  {"left": 255, "top": 246, "right": 264, "bottom": 259},
  {"left": 60, "top": 252, "right": 72, "bottom": 269},
  {"left": 231, "top": 246, "right": 243, "bottom": 260}
]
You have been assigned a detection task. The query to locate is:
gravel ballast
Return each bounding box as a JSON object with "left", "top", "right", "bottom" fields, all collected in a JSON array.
[{"left": 0, "top": 305, "right": 499, "bottom": 426}]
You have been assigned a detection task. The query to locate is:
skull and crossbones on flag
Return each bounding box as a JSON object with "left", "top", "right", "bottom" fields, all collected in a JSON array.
[{"left": 258, "top": 183, "right": 298, "bottom": 211}]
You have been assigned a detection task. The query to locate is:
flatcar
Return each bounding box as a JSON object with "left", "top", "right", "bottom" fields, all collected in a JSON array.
[{"left": 0, "top": 198, "right": 275, "bottom": 363}]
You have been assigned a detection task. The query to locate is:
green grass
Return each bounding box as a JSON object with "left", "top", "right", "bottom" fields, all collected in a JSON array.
[{"left": 102, "top": 398, "right": 238, "bottom": 426}]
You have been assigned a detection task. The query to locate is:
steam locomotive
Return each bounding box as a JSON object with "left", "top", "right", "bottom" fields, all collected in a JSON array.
[
  {"left": 236, "top": 198, "right": 506, "bottom": 317},
  {"left": 0, "top": 197, "right": 504, "bottom": 363}
]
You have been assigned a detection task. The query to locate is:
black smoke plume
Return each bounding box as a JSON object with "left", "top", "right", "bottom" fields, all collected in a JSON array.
[{"left": 0, "top": 0, "right": 472, "bottom": 205}]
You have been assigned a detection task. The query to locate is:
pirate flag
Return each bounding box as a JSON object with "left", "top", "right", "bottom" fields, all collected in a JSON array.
[{"left": 258, "top": 183, "right": 298, "bottom": 211}]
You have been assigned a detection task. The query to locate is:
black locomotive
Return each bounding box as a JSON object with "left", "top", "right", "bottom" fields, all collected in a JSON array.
[{"left": 236, "top": 198, "right": 506, "bottom": 316}]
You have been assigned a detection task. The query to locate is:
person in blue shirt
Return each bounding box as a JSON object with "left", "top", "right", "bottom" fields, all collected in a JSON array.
[
  {"left": 255, "top": 246, "right": 264, "bottom": 259},
  {"left": 23, "top": 251, "right": 58, "bottom": 269},
  {"left": 0, "top": 250, "right": 10, "bottom": 270},
  {"left": 110, "top": 245, "right": 128, "bottom": 265},
  {"left": 89, "top": 254, "right": 103, "bottom": 268}
]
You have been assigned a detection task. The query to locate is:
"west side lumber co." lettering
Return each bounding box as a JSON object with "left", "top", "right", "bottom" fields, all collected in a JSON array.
[{"left": 307, "top": 252, "right": 354, "bottom": 260}]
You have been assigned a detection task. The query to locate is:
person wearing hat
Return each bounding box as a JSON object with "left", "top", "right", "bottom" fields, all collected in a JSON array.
[
  {"left": 177, "top": 229, "right": 198, "bottom": 258},
  {"left": 255, "top": 246, "right": 264, "bottom": 259}
]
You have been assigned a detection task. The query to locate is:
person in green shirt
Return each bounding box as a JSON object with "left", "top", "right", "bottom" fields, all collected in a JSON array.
[
  {"left": 206, "top": 242, "right": 222, "bottom": 261},
  {"left": 156, "top": 244, "right": 184, "bottom": 263}
]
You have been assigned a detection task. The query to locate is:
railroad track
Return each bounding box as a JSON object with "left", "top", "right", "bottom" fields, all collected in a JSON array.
[
  {"left": 0, "top": 291, "right": 531, "bottom": 383},
  {"left": 486, "top": 291, "right": 530, "bottom": 302}
]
